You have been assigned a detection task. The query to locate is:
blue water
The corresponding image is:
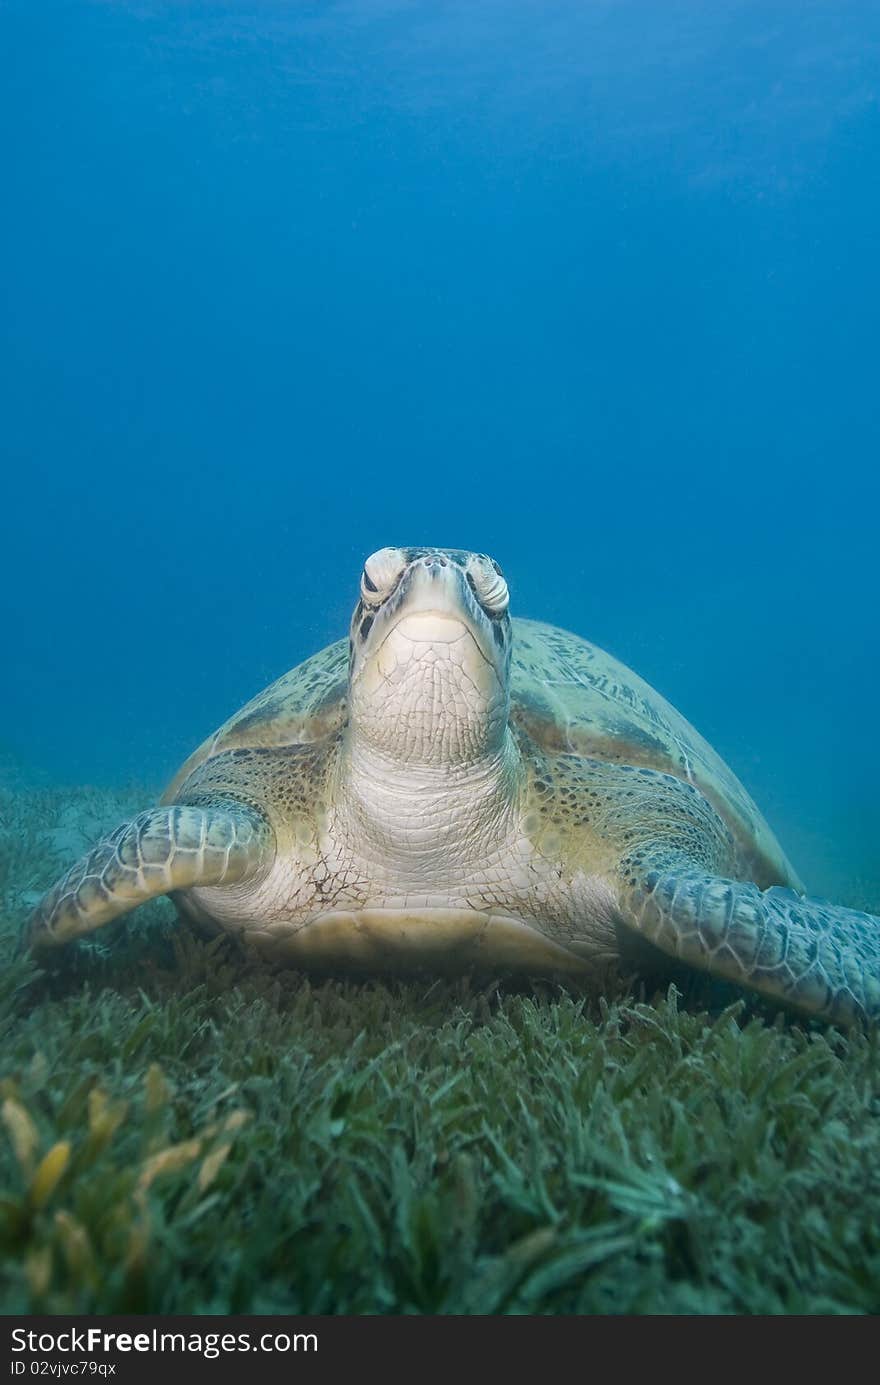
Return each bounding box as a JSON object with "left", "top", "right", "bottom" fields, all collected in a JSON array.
[{"left": 1, "top": 2, "right": 878, "bottom": 903}]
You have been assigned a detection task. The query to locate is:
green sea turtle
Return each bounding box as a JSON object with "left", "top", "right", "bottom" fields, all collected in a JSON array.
[{"left": 28, "top": 546, "right": 880, "bottom": 1024}]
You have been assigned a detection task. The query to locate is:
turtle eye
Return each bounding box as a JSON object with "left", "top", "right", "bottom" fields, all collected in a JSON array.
[
  {"left": 467, "top": 555, "right": 509, "bottom": 616},
  {"left": 361, "top": 547, "right": 405, "bottom": 604}
]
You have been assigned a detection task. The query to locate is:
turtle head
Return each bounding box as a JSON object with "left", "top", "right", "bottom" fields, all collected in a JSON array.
[{"left": 347, "top": 546, "right": 512, "bottom": 766}]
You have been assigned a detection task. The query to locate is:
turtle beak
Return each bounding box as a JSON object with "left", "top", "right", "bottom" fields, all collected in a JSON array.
[
  {"left": 386, "top": 556, "right": 496, "bottom": 657},
  {"left": 349, "top": 548, "right": 509, "bottom": 682},
  {"left": 399, "top": 555, "right": 468, "bottom": 619}
]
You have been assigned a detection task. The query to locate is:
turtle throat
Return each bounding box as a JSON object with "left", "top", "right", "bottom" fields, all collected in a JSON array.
[
  {"left": 342, "top": 610, "right": 520, "bottom": 865},
  {"left": 348, "top": 611, "right": 509, "bottom": 768}
]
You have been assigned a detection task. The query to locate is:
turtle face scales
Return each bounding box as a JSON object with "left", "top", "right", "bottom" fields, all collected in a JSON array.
[{"left": 347, "top": 546, "right": 512, "bottom": 767}]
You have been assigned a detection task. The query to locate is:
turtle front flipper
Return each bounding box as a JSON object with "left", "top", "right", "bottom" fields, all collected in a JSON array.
[
  {"left": 27, "top": 801, "right": 275, "bottom": 951},
  {"left": 620, "top": 860, "right": 880, "bottom": 1025}
]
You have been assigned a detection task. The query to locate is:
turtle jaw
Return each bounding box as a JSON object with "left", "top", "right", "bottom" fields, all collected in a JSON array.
[{"left": 347, "top": 552, "right": 511, "bottom": 768}]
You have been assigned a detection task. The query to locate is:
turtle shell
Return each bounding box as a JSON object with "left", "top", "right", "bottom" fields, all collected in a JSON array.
[
  {"left": 162, "top": 640, "right": 349, "bottom": 803},
  {"left": 163, "top": 617, "right": 800, "bottom": 891}
]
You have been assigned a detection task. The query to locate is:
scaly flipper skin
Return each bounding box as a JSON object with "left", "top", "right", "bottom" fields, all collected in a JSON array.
[
  {"left": 621, "top": 862, "right": 880, "bottom": 1025},
  {"left": 27, "top": 802, "right": 274, "bottom": 950}
]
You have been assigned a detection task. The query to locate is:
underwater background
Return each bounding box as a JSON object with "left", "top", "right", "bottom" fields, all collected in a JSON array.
[
  {"left": 2, "top": 0, "right": 879, "bottom": 907},
  {"left": 3, "top": 1, "right": 880, "bottom": 1320}
]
